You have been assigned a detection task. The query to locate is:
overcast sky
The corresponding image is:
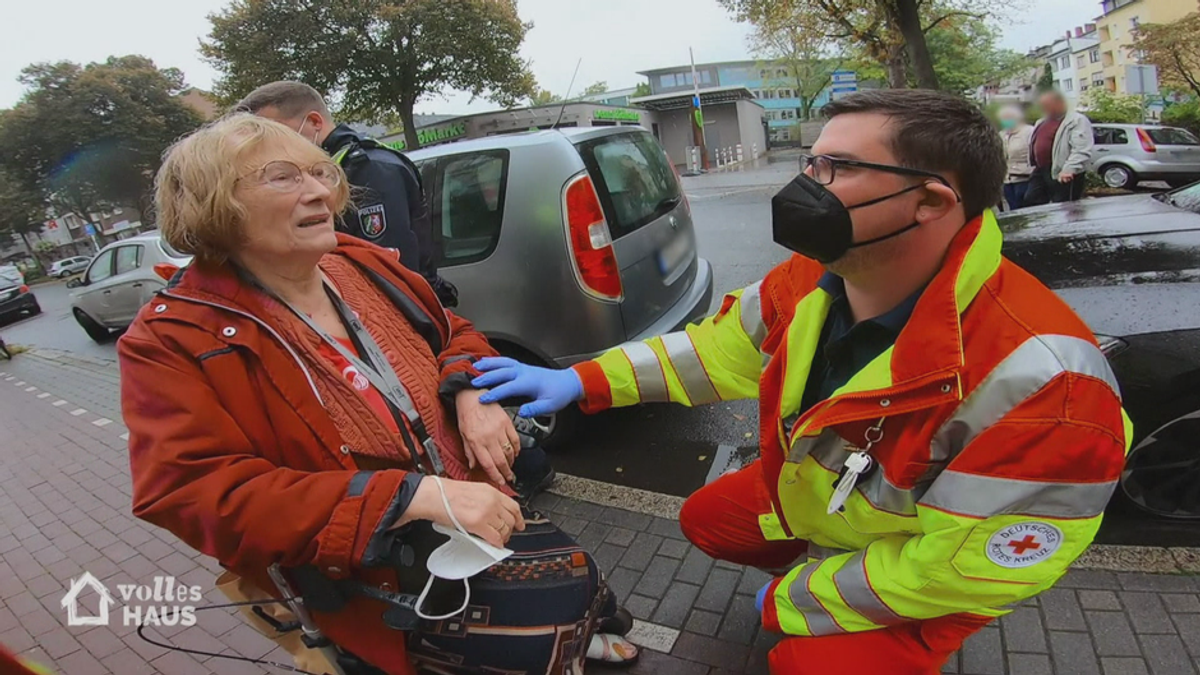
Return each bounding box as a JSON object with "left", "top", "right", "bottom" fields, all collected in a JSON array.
[{"left": 2, "top": 0, "right": 1104, "bottom": 115}]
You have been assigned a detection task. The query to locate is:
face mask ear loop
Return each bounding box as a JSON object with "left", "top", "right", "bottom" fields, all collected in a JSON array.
[{"left": 414, "top": 476, "right": 472, "bottom": 621}]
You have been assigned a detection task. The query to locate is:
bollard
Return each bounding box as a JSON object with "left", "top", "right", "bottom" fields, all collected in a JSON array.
[
  {"left": 752, "top": 142, "right": 758, "bottom": 159},
  {"left": 736, "top": 144, "right": 744, "bottom": 163}
]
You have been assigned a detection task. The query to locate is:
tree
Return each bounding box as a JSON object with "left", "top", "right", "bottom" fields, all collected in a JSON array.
[
  {"left": 747, "top": 2, "right": 843, "bottom": 119},
  {"left": 529, "top": 89, "right": 563, "bottom": 106},
  {"left": 923, "top": 17, "right": 1031, "bottom": 96},
  {"left": 1037, "top": 63, "right": 1054, "bottom": 92},
  {"left": 202, "top": 0, "right": 536, "bottom": 151},
  {"left": 582, "top": 81, "right": 609, "bottom": 96},
  {"left": 1130, "top": 13, "right": 1200, "bottom": 100},
  {"left": 1083, "top": 89, "right": 1146, "bottom": 124},
  {"left": 719, "top": 0, "right": 1024, "bottom": 90},
  {"left": 1162, "top": 96, "right": 1200, "bottom": 136},
  {"left": 0, "top": 167, "right": 50, "bottom": 269},
  {"left": 0, "top": 56, "right": 202, "bottom": 221},
  {"left": 633, "top": 82, "right": 652, "bottom": 98}
]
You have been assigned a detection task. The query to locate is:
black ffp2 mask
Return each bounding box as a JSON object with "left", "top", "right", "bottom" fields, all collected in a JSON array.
[{"left": 771, "top": 173, "right": 924, "bottom": 264}]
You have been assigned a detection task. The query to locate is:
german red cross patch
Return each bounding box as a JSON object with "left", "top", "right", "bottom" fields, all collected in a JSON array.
[{"left": 985, "top": 522, "right": 1063, "bottom": 568}]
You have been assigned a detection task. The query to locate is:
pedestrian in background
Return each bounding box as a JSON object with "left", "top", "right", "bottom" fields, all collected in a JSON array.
[
  {"left": 998, "top": 104, "right": 1034, "bottom": 210},
  {"left": 236, "top": 81, "right": 460, "bottom": 308},
  {"left": 1024, "top": 89, "right": 1094, "bottom": 206}
]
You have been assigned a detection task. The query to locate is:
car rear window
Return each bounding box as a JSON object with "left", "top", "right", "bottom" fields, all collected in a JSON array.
[
  {"left": 435, "top": 150, "right": 509, "bottom": 266},
  {"left": 576, "top": 132, "right": 681, "bottom": 239},
  {"left": 1146, "top": 128, "right": 1199, "bottom": 145}
]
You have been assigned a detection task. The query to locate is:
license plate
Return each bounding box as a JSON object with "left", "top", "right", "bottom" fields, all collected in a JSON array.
[{"left": 657, "top": 235, "right": 692, "bottom": 276}]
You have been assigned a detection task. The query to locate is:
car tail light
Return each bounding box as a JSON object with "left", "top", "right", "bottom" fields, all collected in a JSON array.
[
  {"left": 564, "top": 174, "right": 623, "bottom": 301},
  {"left": 153, "top": 263, "right": 179, "bottom": 281},
  {"left": 1136, "top": 128, "right": 1157, "bottom": 153}
]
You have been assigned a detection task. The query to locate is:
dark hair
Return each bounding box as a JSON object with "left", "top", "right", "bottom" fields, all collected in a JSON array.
[
  {"left": 232, "top": 81, "right": 331, "bottom": 120},
  {"left": 821, "top": 89, "right": 1005, "bottom": 220}
]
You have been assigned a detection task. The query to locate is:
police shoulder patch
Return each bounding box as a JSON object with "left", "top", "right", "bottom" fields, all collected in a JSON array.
[
  {"left": 357, "top": 204, "right": 387, "bottom": 239},
  {"left": 985, "top": 521, "right": 1063, "bottom": 569}
]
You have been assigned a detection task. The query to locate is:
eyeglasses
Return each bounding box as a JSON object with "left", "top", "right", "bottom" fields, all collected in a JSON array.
[
  {"left": 800, "top": 154, "right": 954, "bottom": 190},
  {"left": 239, "top": 160, "right": 342, "bottom": 193}
]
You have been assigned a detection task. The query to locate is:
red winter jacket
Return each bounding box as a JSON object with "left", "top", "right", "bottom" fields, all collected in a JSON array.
[{"left": 119, "top": 235, "right": 496, "bottom": 673}]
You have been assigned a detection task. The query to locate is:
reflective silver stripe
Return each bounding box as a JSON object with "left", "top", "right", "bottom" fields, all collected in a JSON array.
[
  {"left": 808, "top": 543, "right": 850, "bottom": 560},
  {"left": 919, "top": 471, "right": 1117, "bottom": 519},
  {"left": 787, "top": 563, "right": 844, "bottom": 636},
  {"left": 660, "top": 332, "right": 720, "bottom": 405},
  {"left": 833, "top": 550, "right": 905, "bottom": 626},
  {"left": 856, "top": 471, "right": 918, "bottom": 517},
  {"left": 739, "top": 282, "right": 768, "bottom": 349},
  {"left": 790, "top": 428, "right": 840, "bottom": 464},
  {"left": 930, "top": 335, "right": 1119, "bottom": 464},
  {"left": 621, "top": 342, "right": 669, "bottom": 402}
]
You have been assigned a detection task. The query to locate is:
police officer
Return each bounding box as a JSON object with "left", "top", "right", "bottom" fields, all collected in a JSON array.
[{"left": 236, "top": 81, "right": 458, "bottom": 307}]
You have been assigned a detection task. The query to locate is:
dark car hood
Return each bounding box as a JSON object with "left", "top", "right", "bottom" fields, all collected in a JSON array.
[{"left": 999, "top": 194, "right": 1200, "bottom": 337}]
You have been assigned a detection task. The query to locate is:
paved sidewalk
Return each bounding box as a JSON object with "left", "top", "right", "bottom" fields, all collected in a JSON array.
[{"left": 0, "top": 351, "right": 1198, "bottom": 674}]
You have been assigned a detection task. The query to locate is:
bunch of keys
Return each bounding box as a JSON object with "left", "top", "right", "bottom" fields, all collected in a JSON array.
[{"left": 827, "top": 418, "right": 886, "bottom": 515}]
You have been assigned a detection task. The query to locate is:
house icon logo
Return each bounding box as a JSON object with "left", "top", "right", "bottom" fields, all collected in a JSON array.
[{"left": 60, "top": 572, "right": 116, "bottom": 627}]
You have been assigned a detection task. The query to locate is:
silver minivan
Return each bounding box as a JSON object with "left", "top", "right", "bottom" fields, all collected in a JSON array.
[
  {"left": 68, "top": 232, "right": 192, "bottom": 342},
  {"left": 409, "top": 127, "right": 714, "bottom": 443},
  {"left": 1091, "top": 124, "right": 1200, "bottom": 189}
]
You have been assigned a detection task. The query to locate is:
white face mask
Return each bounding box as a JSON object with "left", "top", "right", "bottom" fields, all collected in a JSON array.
[
  {"left": 414, "top": 477, "right": 513, "bottom": 621},
  {"left": 295, "top": 117, "right": 320, "bottom": 145}
]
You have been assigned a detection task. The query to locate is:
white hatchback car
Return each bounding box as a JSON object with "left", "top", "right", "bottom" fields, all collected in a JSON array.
[
  {"left": 48, "top": 256, "right": 92, "bottom": 279},
  {"left": 68, "top": 232, "right": 191, "bottom": 342}
]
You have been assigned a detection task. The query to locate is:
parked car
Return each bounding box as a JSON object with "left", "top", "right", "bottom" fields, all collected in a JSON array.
[
  {"left": 0, "top": 275, "right": 40, "bottom": 324},
  {"left": 0, "top": 264, "right": 25, "bottom": 286},
  {"left": 999, "top": 180, "right": 1200, "bottom": 543},
  {"left": 68, "top": 233, "right": 191, "bottom": 342},
  {"left": 47, "top": 256, "right": 92, "bottom": 279},
  {"left": 1089, "top": 123, "right": 1200, "bottom": 190},
  {"left": 408, "top": 127, "right": 714, "bottom": 446}
]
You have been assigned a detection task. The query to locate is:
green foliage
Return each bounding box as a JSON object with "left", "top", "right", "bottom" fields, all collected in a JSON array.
[
  {"left": 0, "top": 167, "right": 46, "bottom": 246},
  {"left": 581, "top": 81, "right": 609, "bottom": 96},
  {"left": 633, "top": 82, "right": 652, "bottom": 98},
  {"left": 1162, "top": 97, "right": 1200, "bottom": 136},
  {"left": 0, "top": 56, "right": 201, "bottom": 220},
  {"left": 924, "top": 16, "right": 1032, "bottom": 96},
  {"left": 202, "top": 0, "right": 535, "bottom": 151},
  {"left": 1130, "top": 14, "right": 1200, "bottom": 99},
  {"left": 1037, "top": 63, "right": 1054, "bottom": 92},
  {"left": 1083, "top": 89, "right": 1146, "bottom": 124},
  {"left": 529, "top": 89, "right": 562, "bottom": 106}
]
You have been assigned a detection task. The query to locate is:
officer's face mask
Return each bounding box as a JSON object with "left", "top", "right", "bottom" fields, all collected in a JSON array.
[
  {"left": 771, "top": 155, "right": 959, "bottom": 264},
  {"left": 294, "top": 117, "right": 320, "bottom": 145},
  {"left": 414, "top": 477, "right": 513, "bottom": 621}
]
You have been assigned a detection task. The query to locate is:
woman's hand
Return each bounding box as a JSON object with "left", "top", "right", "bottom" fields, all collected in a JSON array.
[
  {"left": 395, "top": 477, "right": 525, "bottom": 547},
  {"left": 456, "top": 389, "right": 520, "bottom": 486}
]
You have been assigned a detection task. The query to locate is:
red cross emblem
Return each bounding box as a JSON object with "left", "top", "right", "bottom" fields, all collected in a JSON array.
[{"left": 1007, "top": 535, "right": 1042, "bottom": 555}]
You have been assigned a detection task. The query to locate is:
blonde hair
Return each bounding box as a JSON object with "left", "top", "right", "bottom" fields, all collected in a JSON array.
[{"left": 154, "top": 113, "right": 350, "bottom": 264}]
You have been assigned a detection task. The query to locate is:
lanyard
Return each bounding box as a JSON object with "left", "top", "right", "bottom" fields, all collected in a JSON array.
[{"left": 244, "top": 270, "right": 445, "bottom": 476}]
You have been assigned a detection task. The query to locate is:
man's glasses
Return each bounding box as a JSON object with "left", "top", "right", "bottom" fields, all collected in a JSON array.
[
  {"left": 800, "top": 154, "right": 954, "bottom": 191},
  {"left": 240, "top": 160, "right": 342, "bottom": 193}
]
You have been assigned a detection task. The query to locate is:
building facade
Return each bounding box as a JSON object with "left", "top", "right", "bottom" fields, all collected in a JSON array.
[
  {"left": 1094, "top": 0, "right": 1195, "bottom": 97},
  {"left": 638, "top": 60, "right": 842, "bottom": 145},
  {"left": 1049, "top": 27, "right": 1100, "bottom": 108}
]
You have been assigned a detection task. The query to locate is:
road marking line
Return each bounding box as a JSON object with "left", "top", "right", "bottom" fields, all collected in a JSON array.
[
  {"left": 92, "top": 418, "right": 112, "bottom": 427},
  {"left": 15, "top": 381, "right": 25, "bottom": 386},
  {"left": 626, "top": 620, "right": 680, "bottom": 653},
  {"left": 70, "top": 408, "right": 87, "bottom": 416},
  {"left": 36, "top": 393, "right": 50, "bottom": 399},
  {"left": 120, "top": 432, "right": 130, "bottom": 441},
  {"left": 52, "top": 400, "right": 68, "bottom": 407},
  {"left": 25, "top": 386, "right": 36, "bottom": 392}
]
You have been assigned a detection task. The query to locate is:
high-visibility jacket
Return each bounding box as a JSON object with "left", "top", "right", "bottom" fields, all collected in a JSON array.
[{"left": 572, "top": 211, "right": 1131, "bottom": 636}]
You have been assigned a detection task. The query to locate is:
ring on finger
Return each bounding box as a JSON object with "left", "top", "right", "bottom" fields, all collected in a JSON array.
[{"left": 501, "top": 441, "right": 514, "bottom": 452}]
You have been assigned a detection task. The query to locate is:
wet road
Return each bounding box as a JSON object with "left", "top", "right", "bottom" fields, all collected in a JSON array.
[{"left": 1, "top": 278, "right": 120, "bottom": 362}]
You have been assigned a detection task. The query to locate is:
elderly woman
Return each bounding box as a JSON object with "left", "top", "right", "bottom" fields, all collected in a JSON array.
[
  {"left": 997, "top": 104, "right": 1034, "bottom": 210},
  {"left": 119, "top": 114, "right": 636, "bottom": 674}
]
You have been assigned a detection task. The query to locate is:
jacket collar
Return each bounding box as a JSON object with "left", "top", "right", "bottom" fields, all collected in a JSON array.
[
  {"left": 321, "top": 124, "right": 363, "bottom": 155},
  {"left": 886, "top": 210, "right": 1003, "bottom": 386}
]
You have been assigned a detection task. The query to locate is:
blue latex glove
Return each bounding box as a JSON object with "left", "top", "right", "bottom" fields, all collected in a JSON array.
[
  {"left": 756, "top": 581, "right": 771, "bottom": 613},
  {"left": 472, "top": 357, "right": 584, "bottom": 418}
]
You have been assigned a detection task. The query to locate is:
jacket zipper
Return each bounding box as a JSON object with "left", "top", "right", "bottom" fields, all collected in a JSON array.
[
  {"left": 786, "top": 372, "right": 957, "bottom": 448},
  {"left": 158, "top": 290, "right": 325, "bottom": 405}
]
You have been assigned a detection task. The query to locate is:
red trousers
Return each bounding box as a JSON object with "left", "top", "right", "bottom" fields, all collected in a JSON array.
[{"left": 679, "top": 461, "right": 991, "bottom": 675}]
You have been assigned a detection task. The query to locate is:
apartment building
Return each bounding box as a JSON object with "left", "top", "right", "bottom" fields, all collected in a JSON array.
[
  {"left": 1094, "top": 0, "right": 1196, "bottom": 95},
  {"left": 1049, "top": 26, "right": 1100, "bottom": 107}
]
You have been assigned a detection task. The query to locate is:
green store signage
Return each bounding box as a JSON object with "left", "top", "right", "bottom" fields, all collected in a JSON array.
[
  {"left": 593, "top": 109, "right": 641, "bottom": 122},
  {"left": 387, "top": 122, "right": 468, "bottom": 150}
]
